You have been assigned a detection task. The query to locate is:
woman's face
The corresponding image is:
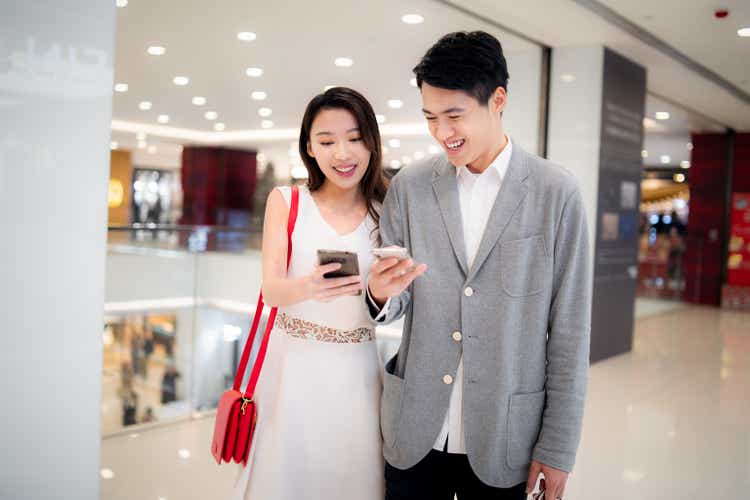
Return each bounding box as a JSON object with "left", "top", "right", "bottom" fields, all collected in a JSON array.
[{"left": 306, "top": 108, "right": 371, "bottom": 191}]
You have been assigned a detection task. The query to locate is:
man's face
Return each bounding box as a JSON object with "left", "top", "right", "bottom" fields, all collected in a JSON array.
[{"left": 420, "top": 82, "right": 504, "bottom": 168}]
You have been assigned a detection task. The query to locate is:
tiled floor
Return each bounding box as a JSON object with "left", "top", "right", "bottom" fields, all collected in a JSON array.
[{"left": 100, "top": 303, "right": 750, "bottom": 499}]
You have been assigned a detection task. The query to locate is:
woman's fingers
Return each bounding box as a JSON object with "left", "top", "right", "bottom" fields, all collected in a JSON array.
[
  {"left": 319, "top": 275, "right": 361, "bottom": 290},
  {"left": 319, "top": 282, "right": 363, "bottom": 299},
  {"left": 315, "top": 262, "right": 342, "bottom": 278}
]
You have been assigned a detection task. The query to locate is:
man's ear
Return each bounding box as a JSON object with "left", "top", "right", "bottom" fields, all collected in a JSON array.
[{"left": 490, "top": 86, "right": 507, "bottom": 115}]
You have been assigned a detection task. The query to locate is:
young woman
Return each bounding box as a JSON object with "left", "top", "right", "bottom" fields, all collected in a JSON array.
[{"left": 231, "top": 87, "right": 388, "bottom": 500}]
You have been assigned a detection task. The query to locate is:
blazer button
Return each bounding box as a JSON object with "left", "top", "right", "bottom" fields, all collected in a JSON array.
[
  {"left": 443, "top": 374, "right": 454, "bottom": 385},
  {"left": 464, "top": 287, "right": 474, "bottom": 297},
  {"left": 452, "top": 331, "right": 462, "bottom": 342}
]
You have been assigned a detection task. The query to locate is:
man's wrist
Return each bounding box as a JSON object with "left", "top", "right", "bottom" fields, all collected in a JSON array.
[{"left": 368, "top": 284, "right": 387, "bottom": 308}]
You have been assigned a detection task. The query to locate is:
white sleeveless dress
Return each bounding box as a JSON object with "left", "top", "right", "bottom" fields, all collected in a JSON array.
[{"left": 230, "top": 185, "right": 384, "bottom": 500}]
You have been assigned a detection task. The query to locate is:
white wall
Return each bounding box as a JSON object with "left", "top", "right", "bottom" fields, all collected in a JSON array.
[{"left": 0, "top": 1, "right": 116, "bottom": 498}]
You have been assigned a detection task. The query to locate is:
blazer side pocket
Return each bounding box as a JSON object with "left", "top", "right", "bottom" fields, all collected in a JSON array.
[
  {"left": 381, "top": 355, "right": 405, "bottom": 447},
  {"left": 500, "top": 235, "right": 549, "bottom": 297},
  {"left": 506, "top": 390, "right": 546, "bottom": 469}
]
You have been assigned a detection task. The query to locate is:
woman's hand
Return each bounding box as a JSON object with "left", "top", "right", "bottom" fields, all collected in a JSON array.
[{"left": 303, "top": 263, "right": 363, "bottom": 302}]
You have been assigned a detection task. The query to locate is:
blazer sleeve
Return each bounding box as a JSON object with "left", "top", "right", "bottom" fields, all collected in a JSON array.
[
  {"left": 532, "top": 185, "right": 592, "bottom": 472},
  {"left": 364, "top": 174, "right": 411, "bottom": 325}
]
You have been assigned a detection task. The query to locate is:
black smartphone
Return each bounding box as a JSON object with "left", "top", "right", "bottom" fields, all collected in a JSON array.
[{"left": 316, "top": 250, "right": 361, "bottom": 294}]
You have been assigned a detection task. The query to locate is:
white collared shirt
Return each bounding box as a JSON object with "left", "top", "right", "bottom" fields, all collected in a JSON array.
[{"left": 433, "top": 136, "right": 513, "bottom": 454}]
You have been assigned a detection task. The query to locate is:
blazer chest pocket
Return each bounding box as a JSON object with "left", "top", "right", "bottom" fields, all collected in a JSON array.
[{"left": 500, "top": 235, "right": 549, "bottom": 297}]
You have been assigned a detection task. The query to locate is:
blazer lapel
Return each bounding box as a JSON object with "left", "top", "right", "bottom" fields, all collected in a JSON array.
[
  {"left": 432, "top": 157, "right": 469, "bottom": 276},
  {"left": 466, "top": 145, "right": 530, "bottom": 282}
]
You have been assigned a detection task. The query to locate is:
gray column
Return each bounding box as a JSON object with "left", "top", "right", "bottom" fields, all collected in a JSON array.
[{"left": 0, "top": 1, "right": 116, "bottom": 498}]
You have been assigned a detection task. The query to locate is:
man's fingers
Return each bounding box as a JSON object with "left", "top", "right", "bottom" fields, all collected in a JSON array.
[
  {"left": 526, "top": 461, "right": 542, "bottom": 494},
  {"left": 393, "top": 263, "right": 427, "bottom": 288},
  {"left": 380, "top": 258, "right": 417, "bottom": 281},
  {"left": 372, "top": 257, "right": 399, "bottom": 274}
]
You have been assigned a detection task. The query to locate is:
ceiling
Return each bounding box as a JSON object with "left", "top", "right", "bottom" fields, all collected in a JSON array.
[{"left": 111, "top": 0, "right": 749, "bottom": 172}]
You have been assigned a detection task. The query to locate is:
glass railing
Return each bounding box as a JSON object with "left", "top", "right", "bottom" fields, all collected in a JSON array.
[{"left": 101, "top": 224, "right": 402, "bottom": 437}]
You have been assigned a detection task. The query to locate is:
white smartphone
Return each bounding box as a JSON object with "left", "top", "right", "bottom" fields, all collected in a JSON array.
[{"left": 371, "top": 246, "right": 411, "bottom": 260}]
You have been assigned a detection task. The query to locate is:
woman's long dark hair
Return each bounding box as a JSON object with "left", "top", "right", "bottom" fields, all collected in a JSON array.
[{"left": 299, "top": 87, "right": 388, "bottom": 241}]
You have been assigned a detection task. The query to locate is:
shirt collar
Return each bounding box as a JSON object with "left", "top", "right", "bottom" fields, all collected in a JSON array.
[{"left": 456, "top": 135, "right": 513, "bottom": 181}]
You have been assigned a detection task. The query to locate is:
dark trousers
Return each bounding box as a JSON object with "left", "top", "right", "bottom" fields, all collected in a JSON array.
[{"left": 385, "top": 449, "right": 527, "bottom": 500}]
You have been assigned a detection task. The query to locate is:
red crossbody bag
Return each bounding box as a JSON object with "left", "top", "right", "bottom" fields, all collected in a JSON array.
[{"left": 211, "top": 185, "right": 299, "bottom": 465}]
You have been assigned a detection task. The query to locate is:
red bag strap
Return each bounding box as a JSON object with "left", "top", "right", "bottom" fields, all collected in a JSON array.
[{"left": 232, "top": 185, "right": 300, "bottom": 397}]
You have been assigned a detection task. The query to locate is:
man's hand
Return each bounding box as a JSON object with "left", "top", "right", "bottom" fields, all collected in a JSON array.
[
  {"left": 526, "top": 460, "right": 568, "bottom": 499},
  {"left": 367, "top": 257, "right": 427, "bottom": 306}
]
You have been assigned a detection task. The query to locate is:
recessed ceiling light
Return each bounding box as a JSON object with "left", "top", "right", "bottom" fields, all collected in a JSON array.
[
  {"left": 245, "top": 67, "right": 264, "bottom": 77},
  {"left": 686, "top": 142, "right": 693, "bottom": 151},
  {"left": 110, "top": 141, "right": 118, "bottom": 150},
  {"left": 173, "top": 76, "right": 189, "bottom": 86},
  {"left": 738, "top": 27, "right": 750, "bottom": 37},
  {"left": 136, "top": 132, "right": 146, "bottom": 141},
  {"left": 414, "top": 151, "right": 425, "bottom": 160},
  {"left": 388, "top": 138, "right": 401, "bottom": 148},
  {"left": 334, "top": 57, "right": 353, "bottom": 67},
  {"left": 192, "top": 96, "right": 206, "bottom": 106},
  {"left": 261, "top": 120, "right": 274, "bottom": 129},
  {"left": 258, "top": 107, "right": 272, "bottom": 117},
  {"left": 388, "top": 99, "right": 403, "bottom": 109},
  {"left": 147, "top": 46, "right": 166, "bottom": 56},
  {"left": 147, "top": 145, "right": 157, "bottom": 154},
  {"left": 428, "top": 145, "right": 439, "bottom": 154},
  {"left": 401, "top": 14, "right": 424, "bottom": 24},
  {"left": 157, "top": 114, "right": 169, "bottom": 124},
  {"left": 641, "top": 150, "right": 648, "bottom": 158},
  {"left": 214, "top": 122, "right": 225, "bottom": 131},
  {"left": 390, "top": 160, "right": 402, "bottom": 169},
  {"left": 178, "top": 449, "right": 191, "bottom": 459},
  {"left": 138, "top": 101, "right": 152, "bottom": 111},
  {"left": 655, "top": 111, "right": 670, "bottom": 120},
  {"left": 409, "top": 78, "right": 418, "bottom": 87},
  {"left": 673, "top": 173, "right": 685, "bottom": 183},
  {"left": 237, "top": 31, "right": 257, "bottom": 42},
  {"left": 100, "top": 468, "right": 115, "bottom": 479},
  {"left": 660, "top": 155, "right": 671, "bottom": 164},
  {"left": 137, "top": 140, "right": 147, "bottom": 149},
  {"left": 204, "top": 111, "right": 218, "bottom": 120},
  {"left": 560, "top": 73, "right": 576, "bottom": 83},
  {"left": 114, "top": 83, "right": 128, "bottom": 92},
  {"left": 680, "top": 160, "right": 691, "bottom": 169},
  {"left": 376, "top": 114, "right": 386, "bottom": 124},
  {"left": 251, "top": 91, "right": 267, "bottom": 101},
  {"left": 116, "top": 0, "right": 128, "bottom": 7}
]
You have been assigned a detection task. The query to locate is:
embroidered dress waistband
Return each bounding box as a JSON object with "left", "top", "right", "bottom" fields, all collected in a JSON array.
[{"left": 276, "top": 312, "right": 375, "bottom": 343}]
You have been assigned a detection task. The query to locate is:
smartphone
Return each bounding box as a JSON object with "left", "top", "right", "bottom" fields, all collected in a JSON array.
[
  {"left": 316, "top": 250, "right": 361, "bottom": 295},
  {"left": 371, "top": 246, "right": 411, "bottom": 260}
]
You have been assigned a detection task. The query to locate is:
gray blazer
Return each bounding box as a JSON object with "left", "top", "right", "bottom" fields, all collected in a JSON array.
[{"left": 371, "top": 143, "right": 592, "bottom": 488}]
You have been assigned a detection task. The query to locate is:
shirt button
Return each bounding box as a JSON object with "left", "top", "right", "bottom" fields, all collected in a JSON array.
[
  {"left": 464, "top": 287, "right": 474, "bottom": 297},
  {"left": 443, "top": 374, "right": 454, "bottom": 385},
  {"left": 452, "top": 331, "right": 462, "bottom": 342}
]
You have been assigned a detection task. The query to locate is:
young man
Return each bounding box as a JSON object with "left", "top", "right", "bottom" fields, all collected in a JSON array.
[{"left": 366, "top": 31, "right": 591, "bottom": 500}]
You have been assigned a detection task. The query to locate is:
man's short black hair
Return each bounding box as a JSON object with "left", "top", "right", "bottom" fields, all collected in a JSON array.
[{"left": 413, "top": 31, "right": 509, "bottom": 105}]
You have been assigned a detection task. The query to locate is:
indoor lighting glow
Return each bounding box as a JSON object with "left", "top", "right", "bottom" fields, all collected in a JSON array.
[
  {"left": 137, "top": 141, "right": 147, "bottom": 149},
  {"left": 414, "top": 151, "right": 425, "bottom": 160},
  {"left": 388, "top": 99, "right": 404, "bottom": 109},
  {"left": 258, "top": 107, "right": 272, "bottom": 117},
  {"left": 428, "top": 145, "right": 440, "bottom": 154},
  {"left": 147, "top": 46, "right": 166, "bottom": 56},
  {"left": 290, "top": 165, "right": 309, "bottom": 179},
  {"left": 223, "top": 325, "right": 242, "bottom": 342},
  {"left": 738, "top": 27, "right": 750, "bottom": 37},
  {"left": 687, "top": 142, "right": 694, "bottom": 151},
  {"left": 245, "top": 67, "right": 264, "bottom": 77},
  {"left": 660, "top": 155, "right": 671, "bottom": 164},
  {"left": 147, "top": 145, "right": 157, "bottom": 154},
  {"left": 560, "top": 73, "right": 576, "bottom": 83},
  {"left": 641, "top": 150, "right": 648, "bottom": 158},
  {"left": 173, "top": 76, "right": 189, "bottom": 86},
  {"left": 237, "top": 31, "right": 257, "bottom": 42},
  {"left": 681, "top": 160, "right": 691, "bottom": 169},
  {"left": 138, "top": 101, "right": 152, "bottom": 111},
  {"left": 110, "top": 141, "right": 118, "bottom": 150},
  {"left": 388, "top": 138, "right": 401, "bottom": 148},
  {"left": 192, "top": 96, "right": 206, "bottom": 106},
  {"left": 116, "top": 0, "right": 128, "bottom": 7},
  {"left": 401, "top": 14, "right": 424, "bottom": 24},
  {"left": 334, "top": 57, "right": 353, "bottom": 67},
  {"left": 100, "top": 468, "right": 115, "bottom": 479},
  {"left": 136, "top": 132, "right": 146, "bottom": 141},
  {"left": 410, "top": 78, "right": 418, "bottom": 87},
  {"left": 178, "top": 449, "right": 191, "bottom": 459},
  {"left": 214, "top": 122, "right": 225, "bottom": 131},
  {"left": 251, "top": 91, "right": 267, "bottom": 101},
  {"left": 390, "top": 160, "right": 402, "bottom": 169},
  {"left": 114, "top": 83, "right": 128, "bottom": 92},
  {"left": 204, "top": 111, "right": 218, "bottom": 120},
  {"left": 157, "top": 114, "right": 169, "bottom": 124},
  {"left": 376, "top": 114, "right": 386, "bottom": 124},
  {"left": 402, "top": 156, "right": 412, "bottom": 165},
  {"left": 261, "top": 120, "right": 274, "bottom": 129},
  {"left": 655, "top": 111, "right": 670, "bottom": 120},
  {"left": 643, "top": 117, "right": 657, "bottom": 129},
  {"left": 674, "top": 173, "right": 685, "bottom": 183}
]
